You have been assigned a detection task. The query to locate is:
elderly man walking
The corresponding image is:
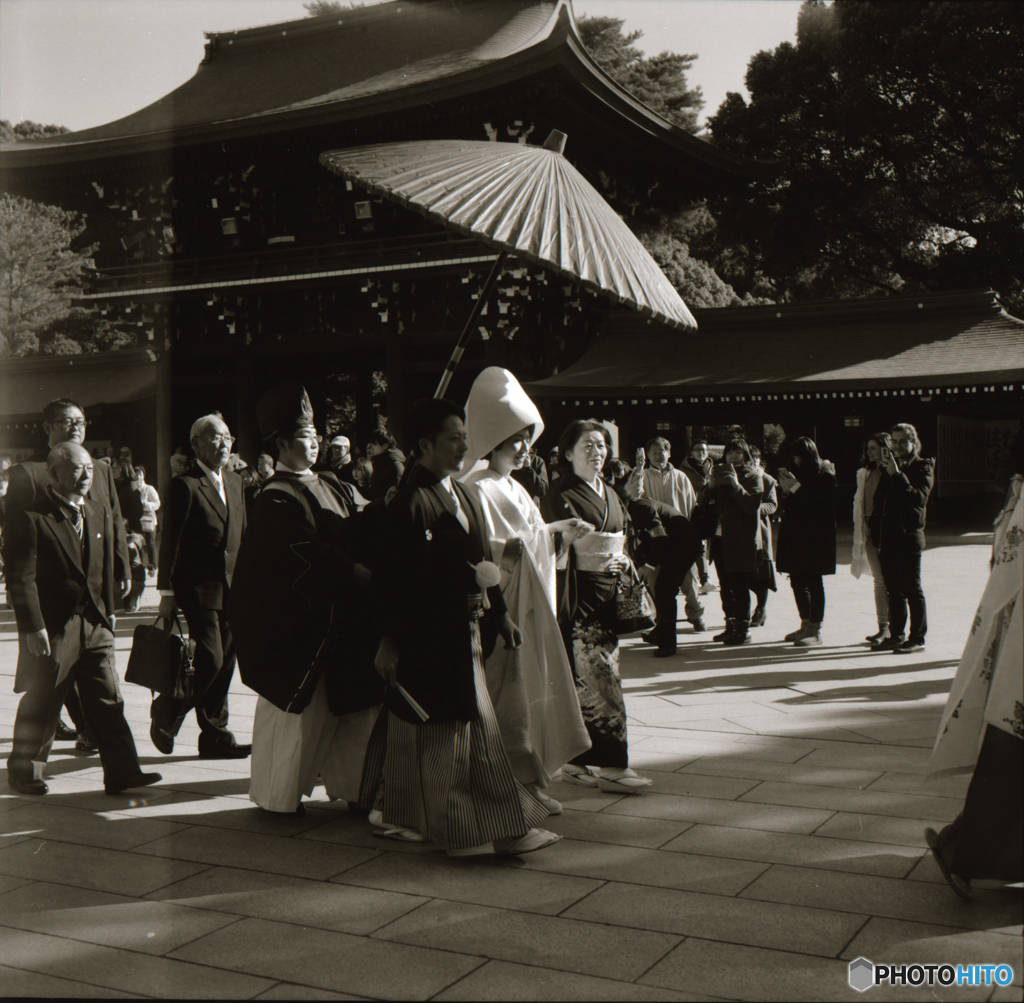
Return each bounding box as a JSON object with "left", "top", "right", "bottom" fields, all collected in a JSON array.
[
  {"left": 6, "top": 398, "right": 132, "bottom": 751},
  {"left": 5, "top": 443, "right": 160, "bottom": 795},
  {"left": 153, "top": 412, "right": 250, "bottom": 758},
  {"left": 872, "top": 423, "right": 935, "bottom": 654}
]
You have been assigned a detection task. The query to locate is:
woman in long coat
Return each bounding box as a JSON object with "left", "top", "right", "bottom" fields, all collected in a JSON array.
[
  {"left": 540, "top": 419, "right": 652, "bottom": 794},
  {"left": 776, "top": 437, "right": 837, "bottom": 646},
  {"left": 701, "top": 439, "right": 764, "bottom": 646}
]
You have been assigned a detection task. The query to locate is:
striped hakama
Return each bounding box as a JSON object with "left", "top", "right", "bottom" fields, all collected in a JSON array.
[{"left": 365, "top": 618, "right": 548, "bottom": 852}]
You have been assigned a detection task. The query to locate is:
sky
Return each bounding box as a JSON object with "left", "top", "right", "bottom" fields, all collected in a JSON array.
[{"left": 0, "top": 0, "right": 805, "bottom": 134}]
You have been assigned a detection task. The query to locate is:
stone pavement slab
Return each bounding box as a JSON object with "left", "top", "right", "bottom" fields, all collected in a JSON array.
[
  {"left": 740, "top": 863, "right": 1024, "bottom": 932},
  {"left": 0, "top": 925, "right": 277, "bottom": 997},
  {"left": 660, "top": 824, "right": 923, "bottom": 878},
  {"left": 433, "top": 959, "right": 717, "bottom": 1001},
  {"left": 677, "top": 756, "right": 884, "bottom": 789},
  {"left": 168, "top": 915, "right": 486, "bottom": 999},
  {"left": 0, "top": 799, "right": 190, "bottom": 851},
  {"left": 333, "top": 847, "right": 602, "bottom": 914},
  {"left": 252, "top": 985, "right": 368, "bottom": 1001},
  {"left": 146, "top": 864, "right": 429, "bottom": 934},
  {"left": 840, "top": 916, "right": 1024, "bottom": 979},
  {"left": 0, "top": 879, "right": 238, "bottom": 953},
  {"left": 0, "top": 963, "right": 139, "bottom": 999},
  {"left": 373, "top": 897, "right": 681, "bottom": 981},
  {"left": 0, "top": 837, "right": 210, "bottom": 896},
  {"left": 562, "top": 880, "right": 868, "bottom": 956},
  {"left": 132, "top": 822, "right": 381, "bottom": 879},
  {"left": 500, "top": 837, "right": 771, "bottom": 895}
]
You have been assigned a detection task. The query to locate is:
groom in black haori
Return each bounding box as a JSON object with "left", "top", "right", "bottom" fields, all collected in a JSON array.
[
  {"left": 366, "top": 397, "right": 559, "bottom": 855},
  {"left": 230, "top": 384, "right": 383, "bottom": 814}
]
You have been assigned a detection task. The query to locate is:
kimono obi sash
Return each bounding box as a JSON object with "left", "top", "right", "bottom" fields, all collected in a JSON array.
[
  {"left": 573, "top": 531, "right": 625, "bottom": 572},
  {"left": 468, "top": 593, "right": 486, "bottom": 621}
]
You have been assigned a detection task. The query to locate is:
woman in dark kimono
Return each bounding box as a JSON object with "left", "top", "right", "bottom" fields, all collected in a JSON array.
[{"left": 540, "top": 419, "right": 652, "bottom": 794}]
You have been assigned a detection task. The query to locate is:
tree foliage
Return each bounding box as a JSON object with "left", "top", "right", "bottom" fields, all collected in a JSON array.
[
  {"left": 576, "top": 15, "right": 703, "bottom": 134},
  {"left": 0, "top": 195, "right": 134, "bottom": 357},
  {"left": 706, "top": 1, "right": 1024, "bottom": 306},
  {"left": 303, "top": 1, "right": 363, "bottom": 16},
  {"left": 0, "top": 120, "right": 71, "bottom": 144}
]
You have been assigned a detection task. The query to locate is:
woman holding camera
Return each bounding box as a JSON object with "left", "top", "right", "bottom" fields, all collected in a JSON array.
[{"left": 776, "top": 437, "right": 837, "bottom": 646}]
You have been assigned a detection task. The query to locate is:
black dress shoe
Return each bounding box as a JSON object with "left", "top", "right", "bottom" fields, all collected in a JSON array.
[
  {"left": 150, "top": 721, "right": 174, "bottom": 755},
  {"left": 9, "top": 775, "right": 48, "bottom": 795},
  {"left": 55, "top": 719, "right": 78, "bottom": 741},
  {"left": 640, "top": 630, "right": 657, "bottom": 645},
  {"left": 104, "top": 771, "right": 162, "bottom": 795},
  {"left": 74, "top": 737, "right": 99, "bottom": 755},
  {"left": 654, "top": 647, "right": 678, "bottom": 658},
  {"left": 198, "top": 744, "right": 252, "bottom": 759}
]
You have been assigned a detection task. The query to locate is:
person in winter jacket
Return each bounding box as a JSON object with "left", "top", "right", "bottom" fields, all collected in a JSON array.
[{"left": 776, "top": 437, "right": 837, "bottom": 647}]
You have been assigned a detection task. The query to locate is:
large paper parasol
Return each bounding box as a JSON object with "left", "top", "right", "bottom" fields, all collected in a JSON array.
[{"left": 320, "top": 131, "right": 696, "bottom": 397}]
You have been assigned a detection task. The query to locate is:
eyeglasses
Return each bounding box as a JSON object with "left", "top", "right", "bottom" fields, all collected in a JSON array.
[
  {"left": 54, "top": 417, "right": 88, "bottom": 429},
  {"left": 200, "top": 435, "right": 235, "bottom": 447}
]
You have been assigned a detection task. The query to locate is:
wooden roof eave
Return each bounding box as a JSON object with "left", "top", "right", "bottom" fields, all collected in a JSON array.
[{"left": 0, "top": 3, "right": 772, "bottom": 190}]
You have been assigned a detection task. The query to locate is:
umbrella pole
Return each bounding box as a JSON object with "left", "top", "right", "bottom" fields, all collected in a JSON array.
[{"left": 434, "top": 250, "right": 508, "bottom": 398}]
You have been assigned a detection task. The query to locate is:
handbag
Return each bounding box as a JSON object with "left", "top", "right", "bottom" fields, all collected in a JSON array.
[
  {"left": 125, "top": 614, "right": 195, "bottom": 700},
  {"left": 609, "top": 561, "right": 656, "bottom": 635}
]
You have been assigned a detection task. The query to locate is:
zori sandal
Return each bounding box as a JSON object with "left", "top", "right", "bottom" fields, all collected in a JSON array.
[
  {"left": 560, "top": 766, "right": 599, "bottom": 788},
  {"left": 596, "top": 770, "right": 653, "bottom": 794},
  {"left": 494, "top": 829, "right": 562, "bottom": 855},
  {"left": 924, "top": 827, "right": 972, "bottom": 899}
]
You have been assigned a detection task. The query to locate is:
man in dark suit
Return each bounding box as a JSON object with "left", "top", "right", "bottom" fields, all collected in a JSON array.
[
  {"left": 155, "top": 412, "right": 250, "bottom": 758},
  {"left": 6, "top": 398, "right": 132, "bottom": 751},
  {"left": 5, "top": 443, "right": 160, "bottom": 795}
]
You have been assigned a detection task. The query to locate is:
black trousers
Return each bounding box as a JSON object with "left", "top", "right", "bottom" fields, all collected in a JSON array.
[
  {"left": 710, "top": 538, "right": 751, "bottom": 623},
  {"left": 936, "top": 726, "right": 1023, "bottom": 881},
  {"left": 789, "top": 573, "right": 826, "bottom": 622},
  {"left": 152, "top": 604, "right": 237, "bottom": 750},
  {"left": 644, "top": 525, "right": 697, "bottom": 647},
  {"left": 8, "top": 613, "right": 141, "bottom": 784},
  {"left": 878, "top": 537, "right": 927, "bottom": 639}
]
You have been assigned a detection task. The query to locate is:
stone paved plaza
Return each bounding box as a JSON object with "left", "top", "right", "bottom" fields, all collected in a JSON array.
[{"left": 1, "top": 535, "right": 1021, "bottom": 1000}]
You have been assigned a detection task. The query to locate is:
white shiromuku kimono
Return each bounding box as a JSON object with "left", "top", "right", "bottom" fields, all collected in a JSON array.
[
  {"left": 928, "top": 475, "right": 1024, "bottom": 779},
  {"left": 461, "top": 367, "right": 591, "bottom": 787}
]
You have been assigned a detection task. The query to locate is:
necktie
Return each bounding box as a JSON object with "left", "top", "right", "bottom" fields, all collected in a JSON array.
[{"left": 68, "top": 505, "right": 83, "bottom": 537}]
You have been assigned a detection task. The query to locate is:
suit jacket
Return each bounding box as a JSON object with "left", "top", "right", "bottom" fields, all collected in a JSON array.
[
  {"left": 6, "top": 493, "right": 115, "bottom": 692},
  {"left": 157, "top": 467, "right": 246, "bottom": 610},
  {"left": 230, "top": 471, "right": 382, "bottom": 715},
  {"left": 374, "top": 464, "right": 505, "bottom": 723},
  {"left": 7, "top": 458, "right": 130, "bottom": 583}
]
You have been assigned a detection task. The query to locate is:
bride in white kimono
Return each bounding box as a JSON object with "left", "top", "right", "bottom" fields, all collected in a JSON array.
[{"left": 462, "top": 368, "right": 592, "bottom": 813}]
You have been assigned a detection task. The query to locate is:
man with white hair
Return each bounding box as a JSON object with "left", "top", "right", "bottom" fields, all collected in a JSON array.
[
  {"left": 154, "top": 412, "right": 249, "bottom": 758},
  {"left": 6, "top": 442, "right": 159, "bottom": 795},
  {"left": 6, "top": 397, "right": 132, "bottom": 751}
]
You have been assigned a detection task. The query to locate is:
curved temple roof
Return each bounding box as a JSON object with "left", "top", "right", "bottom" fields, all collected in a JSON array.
[
  {"left": 527, "top": 289, "right": 1024, "bottom": 396},
  {"left": 1, "top": 0, "right": 770, "bottom": 185}
]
